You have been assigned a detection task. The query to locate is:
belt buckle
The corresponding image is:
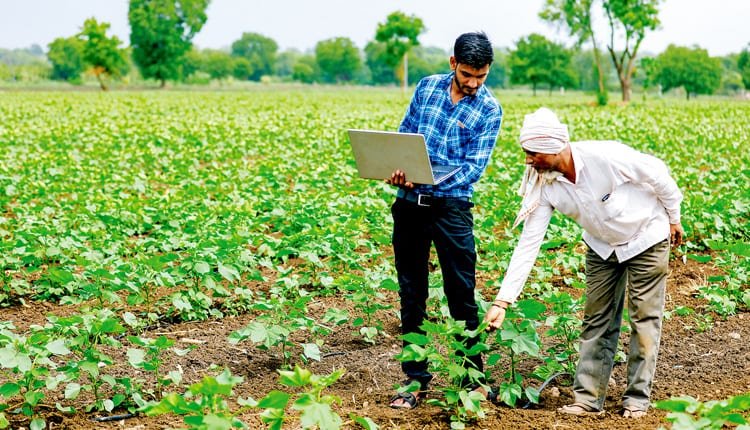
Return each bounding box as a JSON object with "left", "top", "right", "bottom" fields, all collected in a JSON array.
[{"left": 417, "top": 194, "right": 431, "bottom": 207}]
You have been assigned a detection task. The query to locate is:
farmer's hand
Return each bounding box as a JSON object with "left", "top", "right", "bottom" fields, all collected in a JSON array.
[
  {"left": 385, "top": 169, "right": 414, "bottom": 189},
  {"left": 484, "top": 300, "right": 509, "bottom": 332},
  {"left": 670, "top": 223, "right": 684, "bottom": 247}
]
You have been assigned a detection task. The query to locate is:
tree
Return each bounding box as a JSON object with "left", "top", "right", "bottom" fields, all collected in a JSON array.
[
  {"left": 601, "top": 0, "right": 660, "bottom": 101},
  {"left": 408, "top": 46, "right": 446, "bottom": 86},
  {"left": 365, "top": 41, "right": 399, "bottom": 85},
  {"left": 48, "top": 36, "right": 85, "bottom": 83},
  {"left": 129, "top": 0, "right": 209, "bottom": 87},
  {"left": 230, "top": 32, "right": 278, "bottom": 81},
  {"left": 655, "top": 45, "right": 722, "bottom": 100},
  {"left": 541, "top": 0, "right": 605, "bottom": 102},
  {"left": 292, "top": 54, "right": 319, "bottom": 83},
  {"left": 315, "top": 37, "right": 360, "bottom": 83},
  {"left": 375, "top": 11, "right": 425, "bottom": 91},
  {"left": 275, "top": 49, "right": 301, "bottom": 79},
  {"left": 636, "top": 56, "right": 659, "bottom": 95},
  {"left": 541, "top": 0, "right": 661, "bottom": 103},
  {"left": 231, "top": 57, "right": 253, "bottom": 81},
  {"left": 486, "top": 47, "right": 509, "bottom": 88},
  {"left": 201, "top": 49, "right": 234, "bottom": 81},
  {"left": 739, "top": 45, "right": 750, "bottom": 90},
  {"left": 509, "top": 33, "right": 577, "bottom": 96},
  {"left": 78, "top": 18, "right": 129, "bottom": 90}
]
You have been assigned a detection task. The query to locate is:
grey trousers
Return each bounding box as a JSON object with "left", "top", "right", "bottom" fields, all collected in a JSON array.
[{"left": 573, "top": 239, "right": 669, "bottom": 411}]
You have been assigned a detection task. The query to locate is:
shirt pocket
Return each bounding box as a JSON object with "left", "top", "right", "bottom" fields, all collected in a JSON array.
[
  {"left": 600, "top": 189, "right": 627, "bottom": 221},
  {"left": 448, "top": 122, "right": 473, "bottom": 160}
]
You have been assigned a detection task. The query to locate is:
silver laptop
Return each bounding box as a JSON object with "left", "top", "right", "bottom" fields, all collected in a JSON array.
[{"left": 347, "top": 129, "right": 461, "bottom": 185}]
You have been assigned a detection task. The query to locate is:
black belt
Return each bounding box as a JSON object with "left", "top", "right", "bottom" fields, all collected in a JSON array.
[{"left": 396, "top": 189, "right": 469, "bottom": 207}]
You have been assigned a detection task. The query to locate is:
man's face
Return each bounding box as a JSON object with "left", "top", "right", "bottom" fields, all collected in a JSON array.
[
  {"left": 450, "top": 56, "right": 490, "bottom": 96},
  {"left": 524, "top": 150, "right": 560, "bottom": 173}
]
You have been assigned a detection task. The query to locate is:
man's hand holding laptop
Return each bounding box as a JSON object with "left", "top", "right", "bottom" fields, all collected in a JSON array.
[{"left": 385, "top": 169, "right": 415, "bottom": 189}]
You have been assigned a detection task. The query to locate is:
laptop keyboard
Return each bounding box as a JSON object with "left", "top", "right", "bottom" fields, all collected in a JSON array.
[{"left": 432, "top": 165, "right": 455, "bottom": 175}]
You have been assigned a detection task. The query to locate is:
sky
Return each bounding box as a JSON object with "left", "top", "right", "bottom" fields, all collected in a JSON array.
[{"left": 2, "top": 0, "right": 749, "bottom": 57}]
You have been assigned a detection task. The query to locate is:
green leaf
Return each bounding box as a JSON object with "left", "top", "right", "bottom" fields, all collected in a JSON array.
[
  {"left": 260, "top": 407, "right": 285, "bottom": 430},
  {"left": 687, "top": 254, "right": 712, "bottom": 263},
  {"left": 127, "top": 348, "right": 146, "bottom": 367},
  {"left": 525, "top": 386, "right": 540, "bottom": 404},
  {"left": 257, "top": 391, "right": 290, "bottom": 409},
  {"left": 729, "top": 242, "right": 750, "bottom": 257},
  {"left": 400, "top": 332, "right": 429, "bottom": 345},
  {"left": 194, "top": 261, "right": 211, "bottom": 274},
  {"left": 0, "top": 347, "right": 32, "bottom": 372},
  {"left": 30, "top": 418, "right": 46, "bottom": 430},
  {"left": 302, "top": 343, "right": 321, "bottom": 361},
  {"left": 654, "top": 396, "right": 699, "bottom": 413},
  {"left": 294, "top": 398, "right": 342, "bottom": 430},
  {"left": 218, "top": 263, "right": 240, "bottom": 283},
  {"left": 64, "top": 383, "right": 81, "bottom": 399},
  {"left": 46, "top": 339, "right": 71, "bottom": 355},
  {"left": 103, "top": 399, "right": 114, "bottom": 412},
  {"left": 350, "top": 413, "right": 379, "bottom": 430},
  {"left": 515, "top": 299, "right": 547, "bottom": 320},
  {"left": 0, "top": 383, "right": 20, "bottom": 398},
  {"left": 498, "top": 382, "right": 522, "bottom": 408},
  {"left": 278, "top": 366, "right": 312, "bottom": 387},
  {"left": 200, "top": 413, "right": 234, "bottom": 430},
  {"left": 122, "top": 312, "right": 140, "bottom": 328}
]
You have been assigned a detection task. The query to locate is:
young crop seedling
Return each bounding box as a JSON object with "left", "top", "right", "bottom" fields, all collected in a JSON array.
[
  {"left": 143, "top": 368, "right": 252, "bottom": 429},
  {"left": 395, "top": 318, "right": 490, "bottom": 429},
  {"left": 654, "top": 393, "right": 750, "bottom": 429},
  {"left": 0, "top": 322, "right": 69, "bottom": 430},
  {"left": 336, "top": 273, "right": 395, "bottom": 344},
  {"left": 127, "top": 335, "right": 191, "bottom": 401},
  {"left": 252, "top": 365, "right": 346, "bottom": 430},
  {"left": 538, "top": 291, "right": 582, "bottom": 378},
  {"left": 487, "top": 299, "right": 546, "bottom": 408},
  {"left": 228, "top": 294, "right": 329, "bottom": 368}
]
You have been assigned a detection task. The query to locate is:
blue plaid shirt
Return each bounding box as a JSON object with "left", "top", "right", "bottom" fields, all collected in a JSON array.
[{"left": 399, "top": 72, "right": 502, "bottom": 198}]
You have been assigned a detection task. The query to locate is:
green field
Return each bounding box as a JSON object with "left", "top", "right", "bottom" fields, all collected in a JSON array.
[{"left": 0, "top": 89, "right": 749, "bottom": 429}]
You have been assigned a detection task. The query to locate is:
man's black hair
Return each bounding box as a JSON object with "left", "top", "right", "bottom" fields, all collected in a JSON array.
[{"left": 453, "top": 32, "right": 494, "bottom": 69}]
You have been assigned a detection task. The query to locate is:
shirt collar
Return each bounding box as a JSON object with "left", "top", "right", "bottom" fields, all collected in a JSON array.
[{"left": 555, "top": 142, "right": 584, "bottom": 185}]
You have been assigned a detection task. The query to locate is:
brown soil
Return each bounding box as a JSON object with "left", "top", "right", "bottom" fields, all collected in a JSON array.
[{"left": 2, "top": 256, "right": 748, "bottom": 430}]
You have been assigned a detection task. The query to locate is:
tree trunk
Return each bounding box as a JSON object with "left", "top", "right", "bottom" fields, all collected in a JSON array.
[
  {"left": 592, "top": 46, "right": 606, "bottom": 96},
  {"left": 160, "top": 79, "right": 166, "bottom": 88},
  {"left": 95, "top": 72, "right": 108, "bottom": 91},
  {"left": 620, "top": 76, "right": 631, "bottom": 102},
  {"left": 532, "top": 82, "right": 537, "bottom": 96},
  {"left": 402, "top": 52, "right": 408, "bottom": 94}
]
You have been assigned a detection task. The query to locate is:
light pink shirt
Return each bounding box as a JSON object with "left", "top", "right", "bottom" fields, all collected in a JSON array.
[{"left": 496, "top": 140, "right": 683, "bottom": 304}]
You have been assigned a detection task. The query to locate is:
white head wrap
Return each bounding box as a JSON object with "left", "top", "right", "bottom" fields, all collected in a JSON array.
[{"left": 512, "top": 108, "right": 570, "bottom": 228}]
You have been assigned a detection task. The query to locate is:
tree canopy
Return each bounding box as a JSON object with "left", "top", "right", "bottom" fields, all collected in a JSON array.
[
  {"left": 78, "top": 18, "right": 129, "bottom": 90},
  {"left": 375, "top": 11, "right": 425, "bottom": 90},
  {"left": 129, "top": 0, "right": 209, "bottom": 87},
  {"left": 230, "top": 32, "right": 278, "bottom": 81},
  {"left": 47, "top": 37, "right": 85, "bottom": 83},
  {"left": 541, "top": 0, "right": 661, "bottom": 103},
  {"left": 315, "top": 37, "right": 361, "bottom": 83},
  {"left": 738, "top": 45, "right": 750, "bottom": 90},
  {"left": 509, "top": 33, "right": 577, "bottom": 96},
  {"left": 655, "top": 45, "right": 722, "bottom": 99},
  {"left": 602, "top": 0, "right": 661, "bottom": 101}
]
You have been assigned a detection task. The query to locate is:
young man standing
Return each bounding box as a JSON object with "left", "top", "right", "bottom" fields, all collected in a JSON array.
[
  {"left": 485, "top": 107, "right": 684, "bottom": 418},
  {"left": 387, "top": 32, "right": 503, "bottom": 409}
]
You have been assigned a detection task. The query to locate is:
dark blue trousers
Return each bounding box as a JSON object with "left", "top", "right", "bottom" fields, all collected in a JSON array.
[{"left": 391, "top": 196, "right": 482, "bottom": 388}]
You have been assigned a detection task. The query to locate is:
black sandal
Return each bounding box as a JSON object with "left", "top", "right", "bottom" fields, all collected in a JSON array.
[
  {"left": 389, "top": 391, "right": 419, "bottom": 409},
  {"left": 389, "top": 378, "right": 426, "bottom": 409}
]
